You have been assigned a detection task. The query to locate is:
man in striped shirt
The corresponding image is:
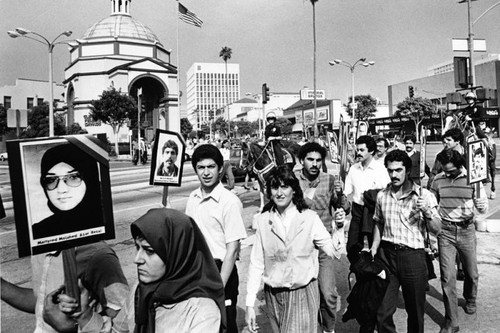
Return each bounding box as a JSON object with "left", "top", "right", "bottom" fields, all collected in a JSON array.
[
  {"left": 430, "top": 149, "right": 488, "bottom": 333},
  {"left": 370, "top": 149, "right": 441, "bottom": 333}
]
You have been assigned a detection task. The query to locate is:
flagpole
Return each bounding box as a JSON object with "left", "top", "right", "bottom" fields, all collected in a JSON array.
[
  {"left": 176, "top": 0, "right": 181, "bottom": 131},
  {"left": 164, "top": 0, "right": 182, "bottom": 209}
]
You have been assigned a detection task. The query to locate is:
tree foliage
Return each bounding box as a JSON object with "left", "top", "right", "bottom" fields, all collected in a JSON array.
[
  {"left": 276, "top": 117, "right": 293, "bottom": 135},
  {"left": 67, "top": 122, "right": 88, "bottom": 135},
  {"left": 0, "top": 104, "right": 9, "bottom": 136},
  {"left": 21, "top": 103, "right": 66, "bottom": 138},
  {"left": 395, "top": 96, "right": 436, "bottom": 139},
  {"left": 232, "top": 120, "right": 254, "bottom": 136},
  {"left": 346, "top": 94, "right": 378, "bottom": 121},
  {"left": 90, "top": 87, "right": 136, "bottom": 155},
  {"left": 180, "top": 118, "right": 193, "bottom": 139}
]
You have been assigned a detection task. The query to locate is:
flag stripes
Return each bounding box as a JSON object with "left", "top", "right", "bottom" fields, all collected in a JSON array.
[{"left": 178, "top": 3, "right": 203, "bottom": 27}]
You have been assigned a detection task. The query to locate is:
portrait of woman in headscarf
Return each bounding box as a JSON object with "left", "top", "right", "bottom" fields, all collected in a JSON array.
[
  {"left": 32, "top": 143, "right": 103, "bottom": 239},
  {"left": 131, "top": 208, "right": 226, "bottom": 333}
]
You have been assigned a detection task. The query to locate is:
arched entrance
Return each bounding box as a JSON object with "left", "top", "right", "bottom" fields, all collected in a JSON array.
[{"left": 129, "top": 75, "right": 167, "bottom": 142}]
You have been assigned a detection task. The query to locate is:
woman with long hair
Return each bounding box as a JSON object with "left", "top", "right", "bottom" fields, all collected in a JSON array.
[{"left": 245, "top": 166, "right": 339, "bottom": 333}]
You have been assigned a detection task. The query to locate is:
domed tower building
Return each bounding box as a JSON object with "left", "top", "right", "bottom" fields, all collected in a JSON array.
[{"left": 64, "top": 0, "right": 179, "bottom": 144}]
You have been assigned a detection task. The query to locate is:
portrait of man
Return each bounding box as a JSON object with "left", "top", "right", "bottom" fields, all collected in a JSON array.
[
  {"left": 467, "top": 140, "right": 488, "bottom": 184},
  {"left": 150, "top": 130, "right": 186, "bottom": 186},
  {"left": 156, "top": 140, "right": 179, "bottom": 177}
]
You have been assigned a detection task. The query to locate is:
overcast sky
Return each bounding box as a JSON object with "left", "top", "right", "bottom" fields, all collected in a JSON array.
[{"left": 1, "top": 0, "right": 499, "bottom": 108}]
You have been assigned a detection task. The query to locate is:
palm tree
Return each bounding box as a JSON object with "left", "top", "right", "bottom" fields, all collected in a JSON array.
[{"left": 219, "top": 46, "right": 232, "bottom": 139}]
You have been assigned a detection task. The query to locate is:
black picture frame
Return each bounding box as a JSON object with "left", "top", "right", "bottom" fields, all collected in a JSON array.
[
  {"left": 6, "top": 135, "right": 115, "bottom": 257},
  {"left": 149, "top": 129, "right": 186, "bottom": 186},
  {"left": 467, "top": 139, "right": 488, "bottom": 184}
]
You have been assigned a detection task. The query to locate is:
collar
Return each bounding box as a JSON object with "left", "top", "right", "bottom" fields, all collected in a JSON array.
[
  {"left": 273, "top": 203, "right": 298, "bottom": 220},
  {"left": 298, "top": 170, "right": 322, "bottom": 187},
  {"left": 407, "top": 149, "right": 415, "bottom": 157},
  {"left": 193, "top": 182, "right": 224, "bottom": 202},
  {"left": 354, "top": 158, "right": 377, "bottom": 171},
  {"left": 387, "top": 180, "right": 420, "bottom": 200}
]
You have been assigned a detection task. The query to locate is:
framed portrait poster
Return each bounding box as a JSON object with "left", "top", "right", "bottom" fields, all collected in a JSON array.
[
  {"left": 6, "top": 135, "right": 115, "bottom": 257},
  {"left": 149, "top": 129, "right": 186, "bottom": 186},
  {"left": 467, "top": 139, "right": 488, "bottom": 184}
]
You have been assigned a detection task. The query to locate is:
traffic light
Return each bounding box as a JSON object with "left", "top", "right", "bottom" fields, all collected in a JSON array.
[
  {"left": 208, "top": 110, "right": 214, "bottom": 119},
  {"left": 262, "top": 83, "right": 270, "bottom": 104},
  {"left": 408, "top": 85, "right": 414, "bottom": 98}
]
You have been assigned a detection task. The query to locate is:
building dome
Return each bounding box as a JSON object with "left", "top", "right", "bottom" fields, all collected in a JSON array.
[{"left": 83, "top": 14, "right": 162, "bottom": 45}]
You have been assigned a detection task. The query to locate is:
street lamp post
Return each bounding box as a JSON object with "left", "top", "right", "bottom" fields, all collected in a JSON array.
[
  {"left": 329, "top": 58, "right": 375, "bottom": 130},
  {"left": 459, "top": 0, "right": 500, "bottom": 88},
  {"left": 7, "top": 28, "right": 72, "bottom": 137}
]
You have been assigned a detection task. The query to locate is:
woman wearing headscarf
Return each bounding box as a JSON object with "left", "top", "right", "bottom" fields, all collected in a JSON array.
[
  {"left": 131, "top": 208, "right": 226, "bottom": 333},
  {"left": 33, "top": 143, "right": 103, "bottom": 239},
  {"left": 245, "top": 166, "right": 338, "bottom": 333},
  {"left": 27, "top": 143, "right": 130, "bottom": 332}
]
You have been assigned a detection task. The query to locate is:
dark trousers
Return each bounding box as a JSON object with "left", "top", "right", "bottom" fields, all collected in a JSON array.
[
  {"left": 347, "top": 203, "right": 365, "bottom": 263},
  {"left": 215, "top": 259, "right": 239, "bottom": 333},
  {"left": 375, "top": 242, "right": 428, "bottom": 333}
]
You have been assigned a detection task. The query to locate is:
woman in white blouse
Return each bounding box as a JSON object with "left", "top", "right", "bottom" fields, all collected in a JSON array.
[{"left": 245, "top": 166, "right": 341, "bottom": 333}]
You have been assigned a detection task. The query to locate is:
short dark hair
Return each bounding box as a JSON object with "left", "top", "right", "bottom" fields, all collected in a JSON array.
[
  {"left": 162, "top": 140, "right": 178, "bottom": 155},
  {"left": 442, "top": 128, "right": 464, "bottom": 147},
  {"left": 191, "top": 144, "right": 223, "bottom": 169},
  {"left": 436, "top": 148, "right": 465, "bottom": 169},
  {"left": 221, "top": 139, "right": 229, "bottom": 146},
  {"left": 263, "top": 166, "right": 308, "bottom": 213},
  {"left": 384, "top": 149, "right": 412, "bottom": 171},
  {"left": 356, "top": 135, "right": 377, "bottom": 154},
  {"left": 298, "top": 142, "right": 326, "bottom": 161},
  {"left": 376, "top": 138, "right": 389, "bottom": 148},
  {"left": 474, "top": 147, "right": 485, "bottom": 157},
  {"left": 404, "top": 135, "right": 416, "bottom": 144}
]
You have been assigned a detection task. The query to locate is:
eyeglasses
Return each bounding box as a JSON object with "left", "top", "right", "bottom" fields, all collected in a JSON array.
[{"left": 42, "top": 171, "right": 83, "bottom": 191}]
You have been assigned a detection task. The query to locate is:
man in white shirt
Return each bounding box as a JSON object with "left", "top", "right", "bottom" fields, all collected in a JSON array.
[
  {"left": 186, "top": 144, "right": 247, "bottom": 332},
  {"left": 219, "top": 139, "right": 235, "bottom": 190},
  {"left": 344, "top": 135, "right": 391, "bottom": 260},
  {"left": 374, "top": 138, "right": 389, "bottom": 164}
]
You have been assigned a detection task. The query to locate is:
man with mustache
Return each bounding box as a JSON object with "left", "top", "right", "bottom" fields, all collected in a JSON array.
[
  {"left": 295, "top": 142, "right": 350, "bottom": 333},
  {"left": 427, "top": 128, "right": 464, "bottom": 189},
  {"left": 430, "top": 149, "right": 487, "bottom": 333},
  {"left": 403, "top": 134, "right": 430, "bottom": 186},
  {"left": 344, "top": 135, "right": 390, "bottom": 261},
  {"left": 370, "top": 149, "right": 441, "bottom": 333},
  {"left": 156, "top": 140, "right": 179, "bottom": 177},
  {"left": 374, "top": 137, "right": 389, "bottom": 164}
]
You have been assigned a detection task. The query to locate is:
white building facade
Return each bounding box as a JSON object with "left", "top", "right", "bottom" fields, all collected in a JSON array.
[
  {"left": 64, "top": 0, "right": 179, "bottom": 143},
  {"left": 0, "top": 78, "right": 65, "bottom": 111},
  {"left": 186, "top": 62, "right": 240, "bottom": 130}
]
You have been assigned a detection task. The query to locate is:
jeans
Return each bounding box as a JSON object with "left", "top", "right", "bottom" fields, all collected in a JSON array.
[
  {"left": 318, "top": 248, "right": 339, "bottom": 332},
  {"left": 438, "top": 221, "right": 478, "bottom": 327},
  {"left": 376, "top": 243, "right": 428, "bottom": 333}
]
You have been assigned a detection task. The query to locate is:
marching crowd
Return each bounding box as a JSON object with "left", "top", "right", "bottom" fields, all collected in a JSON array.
[{"left": 1, "top": 103, "right": 496, "bottom": 333}]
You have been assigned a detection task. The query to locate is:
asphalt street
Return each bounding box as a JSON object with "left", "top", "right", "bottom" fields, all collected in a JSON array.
[{"left": 1, "top": 155, "right": 500, "bottom": 332}]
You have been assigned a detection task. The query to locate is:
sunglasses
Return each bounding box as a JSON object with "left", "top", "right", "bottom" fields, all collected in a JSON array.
[{"left": 42, "top": 171, "right": 83, "bottom": 191}]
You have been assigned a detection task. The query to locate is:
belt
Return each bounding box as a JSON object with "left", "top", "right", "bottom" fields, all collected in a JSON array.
[
  {"left": 381, "top": 241, "right": 417, "bottom": 251},
  {"left": 443, "top": 219, "right": 473, "bottom": 228}
]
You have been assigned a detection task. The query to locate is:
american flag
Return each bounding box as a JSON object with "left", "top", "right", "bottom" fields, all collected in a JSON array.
[{"left": 178, "top": 3, "right": 203, "bottom": 28}]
